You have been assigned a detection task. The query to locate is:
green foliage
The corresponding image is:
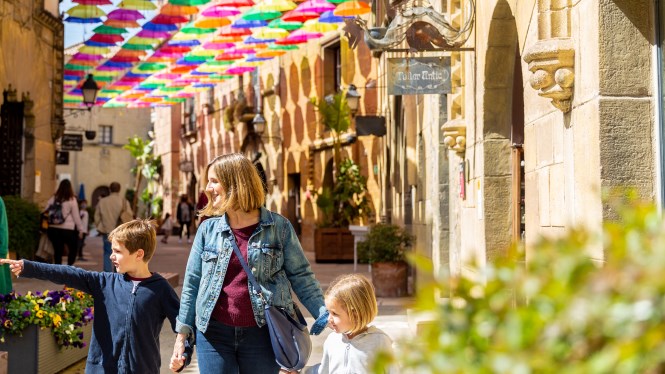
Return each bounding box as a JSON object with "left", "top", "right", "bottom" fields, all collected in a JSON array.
[
  {"left": 123, "top": 133, "right": 162, "bottom": 217},
  {"left": 357, "top": 223, "right": 413, "bottom": 264},
  {"left": 0, "top": 287, "right": 94, "bottom": 349},
  {"left": 378, "top": 202, "right": 665, "bottom": 373},
  {"left": 316, "top": 158, "right": 371, "bottom": 227},
  {"left": 2, "top": 196, "right": 41, "bottom": 259},
  {"left": 310, "top": 92, "right": 370, "bottom": 227}
]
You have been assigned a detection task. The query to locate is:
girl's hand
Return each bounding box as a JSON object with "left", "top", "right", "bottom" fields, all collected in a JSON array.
[{"left": 0, "top": 259, "right": 24, "bottom": 276}]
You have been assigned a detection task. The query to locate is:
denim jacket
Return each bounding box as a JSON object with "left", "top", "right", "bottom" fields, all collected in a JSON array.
[{"left": 175, "top": 207, "right": 327, "bottom": 335}]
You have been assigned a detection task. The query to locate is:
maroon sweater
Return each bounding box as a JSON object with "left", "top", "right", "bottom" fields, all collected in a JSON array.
[{"left": 211, "top": 222, "right": 259, "bottom": 326}]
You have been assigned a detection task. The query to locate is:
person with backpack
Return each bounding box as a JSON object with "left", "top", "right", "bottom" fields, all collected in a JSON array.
[
  {"left": 45, "top": 179, "right": 85, "bottom": 266},
  {"left": 176, "top": 195, "right": 194, "bottom": 244}
]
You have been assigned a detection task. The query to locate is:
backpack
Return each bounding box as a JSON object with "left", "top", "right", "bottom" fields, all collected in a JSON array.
[{"left": 47, "top": 201, "right": 66, "bottom": 225}]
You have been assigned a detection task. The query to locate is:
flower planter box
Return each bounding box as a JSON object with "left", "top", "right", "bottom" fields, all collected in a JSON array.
[{"left": 0, "top": 323, "right": 92, "bottom": 374}]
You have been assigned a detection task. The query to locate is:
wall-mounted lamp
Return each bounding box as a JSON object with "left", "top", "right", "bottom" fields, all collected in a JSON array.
[
  {"left": 253, "top": 113, "right": 266, "bottom": 135},
  {"left": 346, "top": 84, "right": 361, "bottom": 116},
  {"left": 64, "top": 74, "right": 100, "bottom": 113}
]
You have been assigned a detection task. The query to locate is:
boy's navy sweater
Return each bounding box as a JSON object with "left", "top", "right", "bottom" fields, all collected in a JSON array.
[{"left": 22, "top": 261, "right": 180, "bottom": 374}]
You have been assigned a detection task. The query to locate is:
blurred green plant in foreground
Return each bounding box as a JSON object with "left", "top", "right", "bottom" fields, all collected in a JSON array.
[{"left": 376, "top": 201, "right": 665, "bottom": 373}]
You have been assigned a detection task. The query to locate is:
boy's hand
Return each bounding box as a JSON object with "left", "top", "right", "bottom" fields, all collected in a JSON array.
[
  {"left": 169, "top": 333, "right": 187, "bottom": 372},
  {"left": 0, "top": 259, "right": 24, "bottom": 276}
]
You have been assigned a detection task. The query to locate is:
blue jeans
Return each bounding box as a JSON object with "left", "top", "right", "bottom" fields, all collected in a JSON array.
[
  {"left": 101, "top": 233, "right": 113, "bottom": 272},
  {"left": 196, "top": 320, "right": 280, "bottom": 374}
]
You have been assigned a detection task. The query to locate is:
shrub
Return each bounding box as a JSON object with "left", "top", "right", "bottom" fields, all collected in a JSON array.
[
  {"left": 3, "top": 196, "right": 41, "bottom": 259},
  {"left": 357, "top": 223, "right": 413, "bottom": 263},
  {"left": 376, "top": 201, "right": 665, "bottom": 373}
]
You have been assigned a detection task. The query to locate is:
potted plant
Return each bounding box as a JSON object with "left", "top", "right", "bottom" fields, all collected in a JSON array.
[
  {"left": 310, "top": 92, "right": 372, "bottom": 262},
  {"left": 2, "top": 196, "right": 41, "bottom": 260},
  {"left": 358, "top": 223, "right": 413, "bottom": 297},
  {"left": 0, "top": 287, "right": 94, "bottom": 373}
]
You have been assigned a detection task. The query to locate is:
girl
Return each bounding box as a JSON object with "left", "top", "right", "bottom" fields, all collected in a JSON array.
[
  {"left": 160, "top": 213, "right": 173, "bottom": 244},
  {"left": 317, "top": 274, "right": 396, "bottom": 374}
]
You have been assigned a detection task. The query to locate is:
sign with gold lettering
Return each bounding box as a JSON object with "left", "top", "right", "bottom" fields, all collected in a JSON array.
[{"left": 387, "top": 57, "right": 451, "bottom": 95}]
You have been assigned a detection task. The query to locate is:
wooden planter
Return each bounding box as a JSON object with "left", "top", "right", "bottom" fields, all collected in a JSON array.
[
  {"left": 371, "top": 261, "right": 409, "bottom": 297},
  {"left": 314, "top": 227, "right": 355, "bottom": 262},
  {"left": 0, "top": 323, "right": 92, "bottom": 374}
]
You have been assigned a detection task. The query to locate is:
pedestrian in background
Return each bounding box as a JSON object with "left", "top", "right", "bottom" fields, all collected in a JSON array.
[
  {"left": 1, "top": 219, "right": 181, "bottom": 373},
  {"left": 160, "top": 212, "right": 173, "bottom": 244},
  {"left": 314, "top": 274, "right": 396, "bottom": 374},
  {"left": 0, "top": 196, "right": 11, "bottom": 294},
  {"left": 176, "top": 195, "right": 194, "bottom": 244},
  {"left": 170, "top": 153, "right": 329, "bottom": 374},
  {"left": 77, "top": 199, "right": 89, "bottom": 261},
  {"left": 95, "top": 182, "right": 133, "bottom": 272},
  {"left": 46, "top": 179, "right": 85, "bottom": 266}
]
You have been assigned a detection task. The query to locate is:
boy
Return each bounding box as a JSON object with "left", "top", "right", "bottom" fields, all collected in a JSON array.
[{"left": 1, "top": 219, "right": 181, "bottom": 374}]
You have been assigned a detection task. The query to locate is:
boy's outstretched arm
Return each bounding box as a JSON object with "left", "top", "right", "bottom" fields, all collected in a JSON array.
[{"left": 0, "top": 259, "right": 99, "bottom": 295}]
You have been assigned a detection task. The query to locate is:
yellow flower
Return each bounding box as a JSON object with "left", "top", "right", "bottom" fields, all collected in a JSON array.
[
  {"left": 76, "top": 292, "right": 85, "bottom": 299},
  {"left": 3, "top": 320, "right": 12, "bottom": 328},
  {"left": 52, "top": 314, "right": 62, "bottom": 327},
  {"left": 33, "top": 304, "right": 40, "bottom": 311},
  {"left": 36, "top": 310, "right": 45, "bottom": 318}
]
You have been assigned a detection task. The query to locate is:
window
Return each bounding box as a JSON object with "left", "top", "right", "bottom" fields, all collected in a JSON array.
[
  {"left": 323, "top": 41, "right": 341, "bottom": 96},
  {"left": 182, "top": 98, "right": 197, "bottom": 134},
  {"left": 99, "top": 125, "right": 113, "bottom": 145}
]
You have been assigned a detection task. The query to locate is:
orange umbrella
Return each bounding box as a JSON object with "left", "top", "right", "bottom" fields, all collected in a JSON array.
[
  {"left": 160, "top": 4, "right": 199, "bottom": 16},
  {"left": 194, "top": 17, "right": 232, "bottom": 28},
  {"left": 333, "top": 0, "right": 369, "bottom": 16}
]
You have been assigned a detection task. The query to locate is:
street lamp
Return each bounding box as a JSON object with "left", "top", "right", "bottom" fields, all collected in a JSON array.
[
  {"left": 346, "top": 84, "right": 361, "bottom": 116},
  {"left": 253, "top": 112, "right": 266, "bottom": 135},
  {"left": 81, "top": 74, "right": 99, "bottom": 109}
]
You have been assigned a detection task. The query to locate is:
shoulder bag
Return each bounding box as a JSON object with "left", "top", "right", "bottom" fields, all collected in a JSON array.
[{"left": 229, "top": 234, "right": 312, "bottom": 371}]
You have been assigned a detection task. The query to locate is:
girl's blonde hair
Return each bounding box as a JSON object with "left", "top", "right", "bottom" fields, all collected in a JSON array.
[
  {"left": 199, "top": 153, "right": 266, "bottom": 217},
  {"left": 325, "top": 274, "right": 378, "bottom": 335}
]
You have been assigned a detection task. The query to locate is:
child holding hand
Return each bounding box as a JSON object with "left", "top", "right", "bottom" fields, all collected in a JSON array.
[{"left": 315, "top": 274, "right": 396, "bottom": 374}]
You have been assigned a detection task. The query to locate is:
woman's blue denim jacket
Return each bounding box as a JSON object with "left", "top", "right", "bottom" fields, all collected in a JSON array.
[{"left": 175, "top": 207, "right": 328, "bottom": 336}]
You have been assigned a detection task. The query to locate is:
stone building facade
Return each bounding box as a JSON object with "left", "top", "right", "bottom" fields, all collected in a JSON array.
[{"left": 0, "top": 0, "right": 64, "bottom": 205}]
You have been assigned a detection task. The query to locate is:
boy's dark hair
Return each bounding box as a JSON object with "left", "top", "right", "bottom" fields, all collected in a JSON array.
[{"left": 108, "top": 219, "right": 157, "bottom": 261}]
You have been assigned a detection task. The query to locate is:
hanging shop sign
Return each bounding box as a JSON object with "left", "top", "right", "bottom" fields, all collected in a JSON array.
[
  {"left": 388, "top": 57, "right": 451, "bottom": 95},
  {"left": 61, "top": 133, "right": 83, "bottom": 151}
]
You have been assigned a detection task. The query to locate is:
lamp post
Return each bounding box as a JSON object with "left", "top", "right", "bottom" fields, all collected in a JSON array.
[
  {"left": 346, "top": 84, "right": 361, "bottom": 116},
  {"left": 81, "top": 74, "right": 99, "bottom": 109},
  {"left": 253, "top": 113, "right": 266, "bottom": 135}
]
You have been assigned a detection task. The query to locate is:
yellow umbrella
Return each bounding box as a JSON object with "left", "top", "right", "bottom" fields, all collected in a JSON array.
[
  {"left": 333, "top": 0, "right": 370, "bottom": 16},
  {"left": 190, "top": 49, "right": 218, "bottom": 57},
  {"left": 302, "top": 19, "right": 339, "bottom": 33},
  {"left": 256, "top": 49, "right": 286, "bottom": 57},
  {"left": 118, "top": 0, "right": 157, "bottom": 10},
  {"left": 255, "top": 0, "right": 297, "bottom": 12},
  {"left": 212, "top": 36, "right": 244, "bottom": 43},
  {"left": 79, "top": 46, "right": 111, "bottom": 55},
  {"left": 253, "top": 27, "right": 290, "bottom": 39},
  {"left": 127, "top": 36, "right": 162, "bottom": 45},
  {"left": 194, "top": 17, "right": 232, "bottom": 28},
  {"left": 171, "top": 32, "right": 201, "bottom": 41},
  {"left": 66, "top": 5, "right": 106, "bottom": 18}
]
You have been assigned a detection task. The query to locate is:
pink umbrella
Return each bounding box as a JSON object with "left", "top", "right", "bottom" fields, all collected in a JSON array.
[
  {"left": 226, "top": 66, "right": 256, "bottom": 74},
  {"left": 73, "top": 0, "right": 112, "bottom": 4},
  {"left": 137, "top": 29, "right": 173, "bottom": 38},
  {"left": 201, "top": 5, "right": 241, "bottom": 17},
  {"left": 284, "top": 29, "right": 322, "bottom": 43},
  {"left": 107, "top": 8, "right": 144, "bottom": 21},
  {"left": 155, "top": 73, "right": 182, "bottom": 79},
  {"left": 72, "top": 53, "right": 104, "bottom": 61},
  {"left": 295, "top": 0, "right": 335, "bottom": 13},
  {"left": 152, "top": 14, "right": 190, "bottom": 24},
  {"left": 203, "top": 41, "right": 236, "bottom": 49}
]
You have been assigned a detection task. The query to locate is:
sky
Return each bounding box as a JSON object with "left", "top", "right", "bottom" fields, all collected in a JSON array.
[{"left": 61, "top": 0, "right": 157, "bottom": 48}]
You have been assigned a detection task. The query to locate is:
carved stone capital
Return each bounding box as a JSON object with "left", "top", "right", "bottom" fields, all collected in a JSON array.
[
  {"left": 441, "top": 119, "right": 467, "bottom": 153},
  {"left": 523, "top": 38, "right": 575, "bottom": 113}
]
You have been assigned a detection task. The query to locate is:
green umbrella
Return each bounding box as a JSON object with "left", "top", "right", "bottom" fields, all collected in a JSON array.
[
  {"left": 206, "top": 60, "right": 235, "bottom": 66},
  {"left": 184, "top": 55, "right": 210, "bottom": 62},
  {"left": 93, "top": 25, "right": 127, "bottom": 35},
  {"left": 164, "top": 97, "right": 187, "bottom": 103},
  {"left": 269, "top": 44, "right": 300, "bottom": 50},
  {"left": 139, "top": 83, "right": 166, "bottom": 89},
  {"left": 161, "top": 86, "right": 185, "bottom": 92},
  {"left": 123, "top": 43, "right": 154, "bottom": 51},
  {"left": 268, "top": 18, "right": 303, "bottom": 30},
  {"left": 137, "top": 63, "right": 167, "bottom": 71},
  {"left": 64, "top": 64, "right": 92, "bottom": 71},
  {"left": 242, "top": 8, "right": 282, "bottom": 21},
  {"left": 181, "top": 25, "right": 217, "bottom": 34},
  {"left": 168, "top": 0, "right": 211, "bottom": 5}
]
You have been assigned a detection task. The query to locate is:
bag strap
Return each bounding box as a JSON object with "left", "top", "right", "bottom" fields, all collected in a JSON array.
[{"left": 228, "top": 233, "right": 268, "bottom": 306}]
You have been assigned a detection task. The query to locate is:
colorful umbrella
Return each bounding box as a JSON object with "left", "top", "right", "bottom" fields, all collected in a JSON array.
[
  {"left": 93, "top": 25, "right": 128, "bottom": 34},
  {"left": 302, "top": 19, "right": 339, "bottom": 33},
  {"left": 226, "top": 66, "right": 256, "bottom": 74},
  {"left": 194, "top": 18, "right": 232, "bottom": 28},
  {"left": 333, "top": 0, "right": 370, "bottom": 16},
  {"left": 181, "top": 25, "right": 217, "bottom": 34},
  {"left": 73, "top": 0, "right": 112, "bottom": 4},
  {"left": 143, "top": 22, "right": 179, "bottom": 32},
  {"left": 118, "top": 0, "right": 157, "bottom": 10},
  {"left": 281, "top": 9, "right": 320, "bottom": 22},
  {"left": 295, "top": 0, "right": 335, "bottom": 13},
  {"left": 107, "top": 8, "right": 144, "bottom": 21},
  {"left": 104, "top": 18, "right": 141, "bottom": 28},
  {"left": 253, "top": 27, "right": 289, "bottom": 39},
  {"left": 201, "top": 5, "right": 241, "bottom": 17},
  {"left": 90, "top": 33, "right": 125, "bottom": 44},
  {"left": 284, "top": 29, "right": 322, "bottom": 43},
  {"left": 232, "top": 19, "right": 268, "bottom": 28},
  {"left": 168, "top": 0, "right": 212, "bottom": 5},
  {"left": 318, "top": 10, "right": 350, "bottom": 23},
  {"left": 203, "top": 41, "right": 236, "bottom": 49},
  {"left": 153, "top": 14, "right": 190, "bottom": 24},
  {"left": 268, "top": 18, "right": 302, "bottom": 30},
  {"left": 241, "top": 8, "right": 282, "bottom": 21},
  {"left": 66, "top": 4, "right": 106, "bottom": 18},
  {"left": 79, "top": 46, "right": 111, "bottom": 54},
  {"left": 136, "top": 29, "right": 173, "bottom": 38},
  {"left": 244, "top": 35, "right": 276, "bottom": 44},
  {"left": 160, "top": 4, "right": 200, "bottom": 16},
  {"left": 218, "top": 26, "right": 253, "bottom": 36},
  {"left": 216, "top": 0, "right": 255, "bottom": 7}
]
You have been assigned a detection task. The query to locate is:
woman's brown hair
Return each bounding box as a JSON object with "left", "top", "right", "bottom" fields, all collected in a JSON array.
[{"left": 199, "top": 153, "right": 266, "bottom": 217}]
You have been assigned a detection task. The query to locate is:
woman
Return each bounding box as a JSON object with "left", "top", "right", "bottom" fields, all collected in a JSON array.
[
  {"left": 170, "top": 153, "right": 328, "bottom": 373},
  {"left": 46, "top": 179, "right": 85, "bottom": 265}
]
